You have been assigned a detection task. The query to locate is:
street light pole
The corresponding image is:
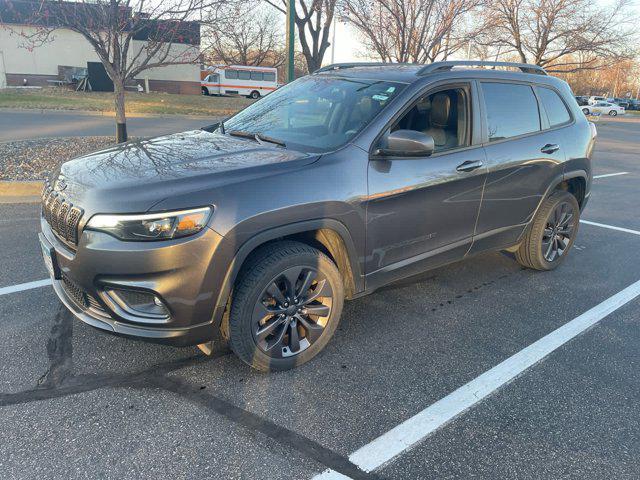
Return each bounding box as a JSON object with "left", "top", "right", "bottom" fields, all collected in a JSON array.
[{"left": 286, "top": 0, "right": 295, "bottom": 82}]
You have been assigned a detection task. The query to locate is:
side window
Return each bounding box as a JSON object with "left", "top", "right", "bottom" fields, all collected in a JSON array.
[
  {"left": 225, "top": 69, "right": 238, "bottom": 80},
  {"left": 537, "top": 87, "right": 571, "bottom": 127},
  {"left": 238, "top": 70, "right": 251, "bottom": 80},
  {"left": 390, "top": 87, "right": 469, "bottom": 152},
  {"left": 250, "top": 71, "right": 263, "bottom": 81},
  {"left": 481, "top": 82, "right": 540, "bottom": 141},
  {"left": 264, "top": 72, "right": 276, "bottom": 82}
]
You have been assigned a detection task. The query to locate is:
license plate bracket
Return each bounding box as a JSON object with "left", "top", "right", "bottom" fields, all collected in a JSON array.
[{"left": 39, "top": 233, "right": 61, "bottom": 280}]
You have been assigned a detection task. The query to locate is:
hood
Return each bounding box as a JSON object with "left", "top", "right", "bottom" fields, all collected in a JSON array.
[{"left": 56, "top": 130, "right": 316, "bottom": 213}]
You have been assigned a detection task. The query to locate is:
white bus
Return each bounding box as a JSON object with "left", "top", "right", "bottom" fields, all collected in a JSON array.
[{"left": 201, "top": 65, "right": 278, "bottom": 99}]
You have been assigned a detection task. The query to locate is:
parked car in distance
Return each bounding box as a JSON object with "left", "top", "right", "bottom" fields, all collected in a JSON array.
[
  {"left": 582, "top": 102, "right": 625, "bottom": 116},
  {"left": 626, "top": 99, "right": 640, "bottom": 111},
  {"left": 201, "top": 65, "right": 278, "bottom": 99},
  {"left": 575, "top": 96, "right": 589, "bottom": 106},
  {"left": 588, "top": 95, "right": 607, "bottom": 105},
  {"left": 40, "top": 61, "right": 596, "bottom": 371}
]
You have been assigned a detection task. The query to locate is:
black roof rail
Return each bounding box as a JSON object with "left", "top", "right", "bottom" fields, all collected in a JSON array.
[
  {"left": 417, "top": 61, "right": 547, "bottom": 76},
  {"left": 314, "top": 62, "right": 413, "bottom": 73}
]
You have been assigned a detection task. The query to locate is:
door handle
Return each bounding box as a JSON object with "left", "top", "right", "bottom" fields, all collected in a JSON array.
[
  {"left": 541, "top": 143, "right": 560, "bottom": 154},
  {"left": 456, "top": 160, "right": 484, "bottom": 172}
]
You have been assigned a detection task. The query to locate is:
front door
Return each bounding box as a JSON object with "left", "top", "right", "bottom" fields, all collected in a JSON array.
[{"left": 366, "top": 84, "right": 486, "bottom": 289}]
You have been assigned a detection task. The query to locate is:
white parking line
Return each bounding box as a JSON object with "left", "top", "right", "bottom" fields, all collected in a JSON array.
[
  {"left": 580, "top": 220, "right": 640, "bottom": 236},
  {"left": 592, "top": 172, "right": 629, "bottom": 179},
  {"left": 0, "top": 278, "right": 51, "bottom": 296},
  {"left": 314, "top": 278, "right": 640, "bottom": 478}
]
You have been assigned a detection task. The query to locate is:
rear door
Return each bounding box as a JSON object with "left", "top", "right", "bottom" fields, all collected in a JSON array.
[{"left": 469, "top": 81, "right": 566, "bottom": 253}]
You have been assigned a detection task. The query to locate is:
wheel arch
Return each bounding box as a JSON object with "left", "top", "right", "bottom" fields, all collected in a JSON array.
[
  {"left": 212, "top": 219, "right": 363, "bottom": 333},
  {"left": 510, "top": 170, "right": 587, "bottom": 250},
  {"left": 557, "top": 171, "right": 587, "bottom": 209}
]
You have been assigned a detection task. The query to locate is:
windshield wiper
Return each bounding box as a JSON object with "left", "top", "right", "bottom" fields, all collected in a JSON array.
[
  {"left": 228, "top": 130, "right": 286, "bottom": 147},
  {"left": 255, "top": 133, "right": 286, "bottom": 147}
]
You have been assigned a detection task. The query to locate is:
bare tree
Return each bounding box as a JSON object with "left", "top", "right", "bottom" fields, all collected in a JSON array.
[
  {"left": 203, "top": 3, "right": 284, "bottom": 67},
  {"left": 264, "top": 0, "right": 337, "bottom": 74},
  {"left": 477, "top": 0, "right": 637, "bottom": 72},
  {"left": 1, "top": 0, "right": 212, "bottom": 142},
  {"left": 345, "top": 0, "right": 486, "bottom": 63}
]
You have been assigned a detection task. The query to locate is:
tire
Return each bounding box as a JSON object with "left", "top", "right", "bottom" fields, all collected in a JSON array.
[
  {"left": 249, "top": 90, "right": 260, "bottom": 99},
  {"left": 228, "top": 241, "right": 344, "bottom": 371},
  {"left": 201, "top": 87, "right": 209, "bottom": 96},
  {"left": 609, "top": 110, "right": 617, "bottom": 116},
  {"left": 515, "top": 191, "right": 580, "bottom": 271},
  {"left": 582, "top": 108, "right": 590, "bottom": 115}
]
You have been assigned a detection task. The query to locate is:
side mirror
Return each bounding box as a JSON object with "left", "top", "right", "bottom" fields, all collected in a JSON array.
[{"left": 376, "top": 130, "right": 435, "bottom": 158}]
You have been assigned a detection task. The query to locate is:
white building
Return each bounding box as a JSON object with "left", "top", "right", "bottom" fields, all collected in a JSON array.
[{"left": 0, "top": 1, "right": 201, "bottom": 94}]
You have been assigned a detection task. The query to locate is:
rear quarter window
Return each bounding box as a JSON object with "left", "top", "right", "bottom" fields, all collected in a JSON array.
[
  {"left": 481, "top": 82, "right": 541, "bottom": 141},
  {"left": 537, "top": 87, "right": 571, "bottom": 127}
]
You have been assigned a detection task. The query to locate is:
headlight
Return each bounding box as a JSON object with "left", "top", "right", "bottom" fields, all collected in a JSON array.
[{"left": 86, "top": 207, "right": 212, "bottom": 241}]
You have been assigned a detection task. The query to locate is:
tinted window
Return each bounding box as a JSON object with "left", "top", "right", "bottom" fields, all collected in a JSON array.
[
  {"left": 238, "top": 70, "right": 251, "bottom": 80},
  {"left": 225, "top": 69, "right": 238, "bottom": 79},
  {"left": 538, "top": 87, "right": 571, "bottom": 127},
  {"left": 264, "top": 72, "right": 276, "bottom": 82},
  {"left": 250, "top": 71, "right": 263, "bottom": 81},
  {"left": 482, "top": 83, "right": 540, "bottom": 141}
]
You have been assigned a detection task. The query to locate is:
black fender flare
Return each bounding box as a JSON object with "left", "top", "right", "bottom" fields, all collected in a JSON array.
[
  {"left": 514, "top": 168, "right": 589, "bottom": 245},
  {"left": 210, "top": 219, "right": 363, "bottom": 331}
]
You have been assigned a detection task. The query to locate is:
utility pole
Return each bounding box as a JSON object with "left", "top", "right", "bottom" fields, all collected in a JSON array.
[{"left": 286, "top": 0, "right": 295, "bottom": 82}]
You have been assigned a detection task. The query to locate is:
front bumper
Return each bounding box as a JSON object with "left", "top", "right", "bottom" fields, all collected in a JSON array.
[{"left": 41, "top": 216, "right": 229, "bottom": 346}]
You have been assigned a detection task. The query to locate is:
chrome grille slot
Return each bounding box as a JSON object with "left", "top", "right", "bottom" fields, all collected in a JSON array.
[{"left": 41, "top": 184, "right": 84, "bottom": 248}]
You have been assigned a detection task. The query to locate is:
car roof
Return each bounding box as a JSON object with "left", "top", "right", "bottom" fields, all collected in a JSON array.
[{"left": 312, "top": 61, "right": 568, "bottom": 89}]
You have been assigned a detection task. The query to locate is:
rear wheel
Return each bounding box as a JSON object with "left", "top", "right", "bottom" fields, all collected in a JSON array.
[
  {"left": 515, "top": 191, "right": 579, "bottom": 271},
  {"left": 582, "top": 108, "right": 590, "bottom": 114},
  {"left": 609, "top": 110, "right": 617, "bottom": 116},
  {"left": 228, "top": 241, "right": 344, "bottom": 371},
  {"left": 249, "top": 90, "right": 260, "bottom": 99}
]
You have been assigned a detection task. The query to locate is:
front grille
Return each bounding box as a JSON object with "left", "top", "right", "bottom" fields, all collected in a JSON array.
[{"left": 41, "top": 184, "right": 84, "bottom": 246}]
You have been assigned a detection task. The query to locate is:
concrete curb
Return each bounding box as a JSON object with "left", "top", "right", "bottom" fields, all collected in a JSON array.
[{"left": 0, "top": 180, "right": 44, "bottom": 197}]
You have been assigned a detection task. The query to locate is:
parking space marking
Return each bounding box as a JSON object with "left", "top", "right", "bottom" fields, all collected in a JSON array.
[
  {"left": 0, "top": 278, "right": 51, "bottom": 296},
  {"left": 313, "top": 278, "right": 640, "bottom": 478},
  {"left": 580, "top": 220, "right": 640, "bottom": 237},
  {"left": 593, "top": 172, "right": 629, "bottom": 179}
]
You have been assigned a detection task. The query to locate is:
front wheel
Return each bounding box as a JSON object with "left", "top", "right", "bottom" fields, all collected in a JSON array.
[
  {"left": 515, "top": 191, "right": 580, "bottom": 271},
  {"left": 201, "top": 87, "right": 209, "bottom": 96},
  {"left": 228, "top": 241, "right": 344, "bottom": 371},
  {"left": 609, "top": 110, "right": 617, "bottom": 116}
]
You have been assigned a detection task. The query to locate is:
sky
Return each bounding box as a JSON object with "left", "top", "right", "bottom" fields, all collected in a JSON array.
[{"left": 316, "top": 0, "right": 640, "bottom": 67}]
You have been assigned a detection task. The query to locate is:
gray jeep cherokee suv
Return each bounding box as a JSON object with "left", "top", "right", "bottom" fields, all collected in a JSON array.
[{"left": 39, "top": 61, "right": 596, "bottom": 371}]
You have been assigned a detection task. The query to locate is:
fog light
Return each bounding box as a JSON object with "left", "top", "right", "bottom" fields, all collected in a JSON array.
[{"left": 105, "top": 288, "right": 170, "bottom": 320}]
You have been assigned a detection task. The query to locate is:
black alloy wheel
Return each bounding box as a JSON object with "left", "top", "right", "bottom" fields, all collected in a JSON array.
[
  {"left": 542, "top": 200, "right": 576, "bottom": 262},
  {"left": 515, "top": 190, "right": 580, "bottom": 271},
  {"left": 252, "top": 266, "right": 333, "bottom": 358}
]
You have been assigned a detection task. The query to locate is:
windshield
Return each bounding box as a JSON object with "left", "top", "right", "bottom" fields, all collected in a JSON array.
[{"left": 222, "top": 76, "right": 406, "bottom": 152}]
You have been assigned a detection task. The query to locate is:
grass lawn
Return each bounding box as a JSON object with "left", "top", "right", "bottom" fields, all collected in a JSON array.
[{"left": 0, "top": 87, "right": 254, "bottom": 116}]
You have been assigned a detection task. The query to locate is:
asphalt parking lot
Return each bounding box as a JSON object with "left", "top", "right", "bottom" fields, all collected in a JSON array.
[{"left": 1, "top": 115, "right": 639, "bottom": 479}]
